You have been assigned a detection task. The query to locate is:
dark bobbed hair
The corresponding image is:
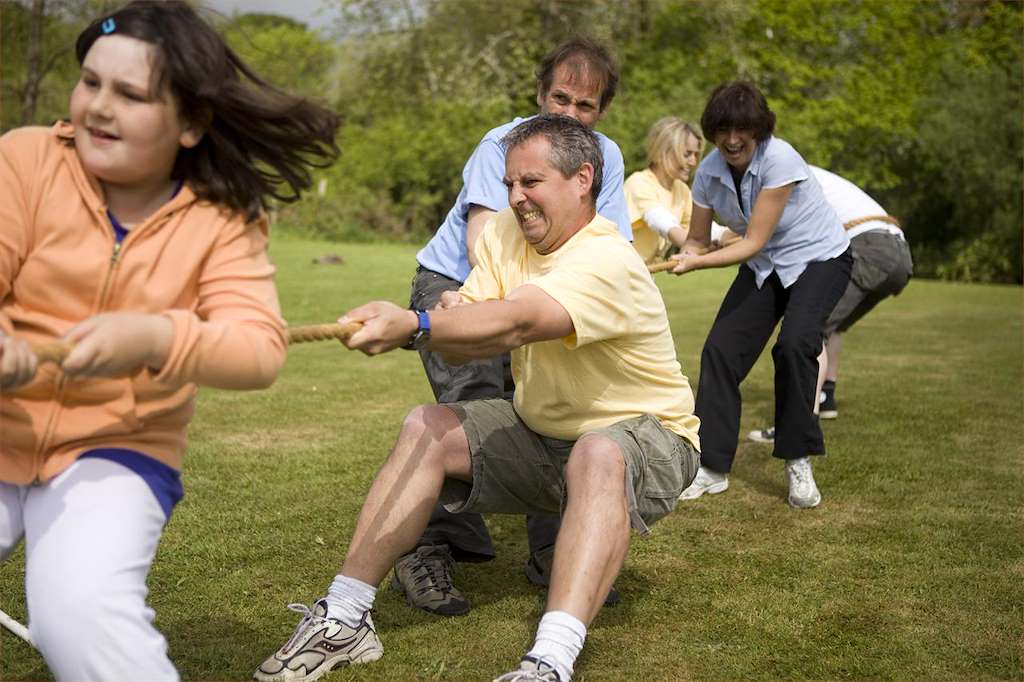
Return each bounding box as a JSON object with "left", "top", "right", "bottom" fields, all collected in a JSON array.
[
  {"left": 75, "top": 0, "right": 340, "bottom": 220},
  {"left": 502, "top": 114, "right": 603, "bottom": 202},
  {"left": 536, "top": 36, "right": 619, "bottom": 113},
  {"left": 700, "top": 81, "right": 776, "bottom": 144}
]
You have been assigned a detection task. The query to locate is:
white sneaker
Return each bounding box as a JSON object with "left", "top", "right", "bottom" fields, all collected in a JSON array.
[
  {"left": 254, "top": 599, "right": 383, "bottom": 681},
  {"left": 785, "top": 457, "right": 821, "bottom": 509},
  {"left": 678, "top": 466, "right": 729, "bottom": 500}
]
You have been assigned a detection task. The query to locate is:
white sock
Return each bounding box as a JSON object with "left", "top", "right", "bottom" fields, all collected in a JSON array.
[
  {"left": 324, "top": 574, "right": 377, "bottom": 627},
  {"left": 525, "top": 610, "right": 587, "bottom": 681},
  {"left": 701, "top": 466, "right": 727, "bottom": 481}
]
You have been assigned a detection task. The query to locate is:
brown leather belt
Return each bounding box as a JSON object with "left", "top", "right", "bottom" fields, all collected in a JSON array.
[{"left": 844, "top": 214, "right": 901, "bottom": 231}]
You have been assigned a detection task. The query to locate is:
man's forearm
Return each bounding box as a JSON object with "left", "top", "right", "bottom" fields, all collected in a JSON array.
[{"left": 429, "top": 299, "right": 534, "bottom": 362}]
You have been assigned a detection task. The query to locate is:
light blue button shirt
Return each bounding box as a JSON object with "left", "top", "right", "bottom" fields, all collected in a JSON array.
[
  {"left": 416, "top": 116, "right": 633, "bottom": 283},
  {"left": 692, "top": 136, "right": 849, "bottom": 288}
]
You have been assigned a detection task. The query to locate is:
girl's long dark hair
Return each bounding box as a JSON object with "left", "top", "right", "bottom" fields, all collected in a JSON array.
[{"left": 76, "top": 0, "right": 341, "bottom": 220}]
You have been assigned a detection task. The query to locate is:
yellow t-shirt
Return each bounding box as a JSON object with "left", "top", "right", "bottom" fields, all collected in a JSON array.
[
  {"left": 461, "top": 208, "right": 700, "bottom": 448},
  {"left": 624, "top": 168, "right": 694, "bottom": 264}
]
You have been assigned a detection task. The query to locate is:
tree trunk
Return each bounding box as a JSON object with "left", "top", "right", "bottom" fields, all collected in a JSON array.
[{"left": 21, "top": 0, "right": 46, "bottom": 125}]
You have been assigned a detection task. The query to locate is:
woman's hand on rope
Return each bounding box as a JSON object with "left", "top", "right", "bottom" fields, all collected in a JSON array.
[{"left": 670, "top": 247, "right": 704, "bottom": 275}]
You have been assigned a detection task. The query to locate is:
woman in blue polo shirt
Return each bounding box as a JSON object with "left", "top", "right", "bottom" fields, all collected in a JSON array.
[{"left": 672, "top": 81, "right": 852, "bottom": 509}]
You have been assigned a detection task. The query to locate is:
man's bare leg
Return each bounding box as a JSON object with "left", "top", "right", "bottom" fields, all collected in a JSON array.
[
  {"left": 253, "top": 404, "right": 474, "bottom": 681},
  {"left": 546, "top": 435, "right": 630, "bottom": 624},
  {"left": 341, "top": 404, "right": 472, "bottom": 585},
  {"left": 516, "top": 436, "right": 630, "bottom": 681}
]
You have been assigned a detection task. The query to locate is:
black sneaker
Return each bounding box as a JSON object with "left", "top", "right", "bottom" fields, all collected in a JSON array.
[
  {"left": 819, "top": 389, "right": 838, "bottom": 419},
  {"left": 747, "top": 426, "right": 775, "bottom": 443},
  {"left": 391, "top": 544, "right": 470, "bottom": 616},
  {"left": 524, "top": 545, "right": 621, "bottom": 606}
]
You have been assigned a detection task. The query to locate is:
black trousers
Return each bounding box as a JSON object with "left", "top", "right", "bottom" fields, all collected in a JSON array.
[
  {"left": 696, "top": 249, "right": 853, "bottom": 472},
  {"left": 409, "top": 267, "right": 560, "bottom": 561}
]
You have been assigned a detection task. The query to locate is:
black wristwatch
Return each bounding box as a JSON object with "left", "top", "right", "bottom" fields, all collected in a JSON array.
[{"left": 402, "top": 309, "right": 431, "bottom": 350}]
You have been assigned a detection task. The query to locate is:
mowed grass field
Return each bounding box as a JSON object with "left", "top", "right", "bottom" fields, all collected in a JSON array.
[{"left": 1, "top": 234, "right": 1021, "bottom": 681}]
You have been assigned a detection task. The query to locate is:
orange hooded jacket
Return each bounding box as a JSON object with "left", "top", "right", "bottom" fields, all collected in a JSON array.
[{"left": 0, "top": 123, "right": 288, "bottom": 484}]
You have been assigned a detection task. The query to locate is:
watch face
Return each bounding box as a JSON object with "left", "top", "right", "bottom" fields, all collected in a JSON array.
[{"left": 412, "top": 329, "right": 431, "bottom": 350}]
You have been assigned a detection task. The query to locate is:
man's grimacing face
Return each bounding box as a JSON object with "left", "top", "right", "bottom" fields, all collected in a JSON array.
[{"left": 503, "top": 135, "right": 592, "bottom": 255}]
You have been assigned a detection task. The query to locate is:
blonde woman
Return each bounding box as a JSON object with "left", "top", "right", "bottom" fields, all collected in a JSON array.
[{"left": 625, "top": 117, "right": 733, "bottom": 263}]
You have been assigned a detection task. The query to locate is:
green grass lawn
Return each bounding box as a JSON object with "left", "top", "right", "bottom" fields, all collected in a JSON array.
[{"left": 2, "top": 234, "right": 1021, "bottom": 681}]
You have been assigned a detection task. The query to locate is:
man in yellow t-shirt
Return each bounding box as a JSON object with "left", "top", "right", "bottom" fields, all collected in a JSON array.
[{"left": 256, "top": 115, "right": 699, "bottom": 682}]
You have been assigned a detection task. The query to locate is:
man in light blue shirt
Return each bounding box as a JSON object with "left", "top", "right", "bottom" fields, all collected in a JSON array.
[{"left": 398, "top": 37, "right": 631, "bottom": 617}]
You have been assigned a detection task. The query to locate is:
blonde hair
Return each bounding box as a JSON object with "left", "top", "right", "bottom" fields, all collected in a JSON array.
[{"left": 645, "top": 117, "right": 703, "bottom": 181}]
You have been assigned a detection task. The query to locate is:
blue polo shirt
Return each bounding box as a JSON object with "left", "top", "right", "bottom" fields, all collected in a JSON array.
[
  {"left": 416, "top": 116, "right": 633, "bottom": 284},
  {"left": 692, "top": 136, "right": 848, "bottom": 288}
]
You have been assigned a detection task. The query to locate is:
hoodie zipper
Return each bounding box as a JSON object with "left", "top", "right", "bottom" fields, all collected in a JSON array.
[{"left": 32, "top": 217, "right": 125, "bottom": 483}]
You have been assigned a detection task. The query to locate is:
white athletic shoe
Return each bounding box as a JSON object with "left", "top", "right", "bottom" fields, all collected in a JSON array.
[
  {"left": 747, "top": 426, "right": 776, "bottom": 443},
  {"left": 785, "top": 457, "right": 821, "bottom": 509},
  {"left": 678, "top": 466, "right": 729, "bottom": 500},
  {"left": 254, "top": 599, "right": 383, "bottom": 681}
]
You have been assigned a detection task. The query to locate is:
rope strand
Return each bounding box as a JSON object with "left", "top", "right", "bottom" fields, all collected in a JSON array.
[{"left": 26, "top": 322, "right": 364, "bottom": 364}]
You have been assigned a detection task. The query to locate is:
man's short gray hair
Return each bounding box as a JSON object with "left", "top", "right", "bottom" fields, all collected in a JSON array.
[{"left": 502, "top": 114, "right": 604, "bottom": 202}]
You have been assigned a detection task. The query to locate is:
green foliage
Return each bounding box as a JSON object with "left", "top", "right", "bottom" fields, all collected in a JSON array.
[
  {"left": 313, "top": 0, "right": 1022, "bottom": 282},
  {"left": 3, "top": 0, "right": 1021, "bottom": 282},
  {"left": 222, "top": 13, "right": 337, "bottom": 101},
  {"left": 0, "top": 0, "right": 100, "bottom": 131}
]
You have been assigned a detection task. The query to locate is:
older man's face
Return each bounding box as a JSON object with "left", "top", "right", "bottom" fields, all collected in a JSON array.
[
  {"left": 503, "top": 135, "right": 592, "bottom": 255},
  {"left": 537, "top": 63, "right": 604, "bottom": 129}
]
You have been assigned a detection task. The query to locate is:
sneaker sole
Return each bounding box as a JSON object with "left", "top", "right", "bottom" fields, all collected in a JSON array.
[
  {"left": 819, "top": 410, "right": 838, "bottom": 420},
  {"left": 678, "top": 479, "right": 729, "bottom": 500},
  {"left": 788, "top": 493, "right": 822, "bottom": 509},
  {"left": 254, "top": 647, "right": 383, "bottom": 682}
]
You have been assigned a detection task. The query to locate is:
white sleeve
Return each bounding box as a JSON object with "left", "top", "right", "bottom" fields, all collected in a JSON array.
[
  {"left": 710, "top": 222, "right": 727, "bottom": 243},
  {"left": 642, "top": 205, "right": 680, "bottom": 237}
]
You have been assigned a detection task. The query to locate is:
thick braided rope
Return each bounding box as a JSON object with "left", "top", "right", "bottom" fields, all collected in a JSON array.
[
  {"left": 647, "top": 260, "right": 678, "bottom": 274},
  {"left": 844, "top": 214, "right": 901, "bottom": 230},
  {"left": 26, "top": 322, "right": 364, "bottom": 365},
  {"left": 286, "top": 322, "right": 362, "bottom": 344}
]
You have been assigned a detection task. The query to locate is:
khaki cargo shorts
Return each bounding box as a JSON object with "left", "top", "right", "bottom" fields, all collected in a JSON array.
[{"left": 440, "top": 399, "right": 700, "bottom": 535}]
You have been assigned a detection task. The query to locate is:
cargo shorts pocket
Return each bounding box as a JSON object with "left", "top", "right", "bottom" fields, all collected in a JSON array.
[{"left": 617, "top": 414, "right": 699, "bottom": 535}]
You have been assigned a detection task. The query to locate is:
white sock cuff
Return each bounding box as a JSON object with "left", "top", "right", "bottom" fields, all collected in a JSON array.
[
  {"left": 324, "top": 574, "right": 378, "bottom": 626},
  {"left": 537, "top": 610, "right": 587, "bottom": 648},
  {"left": 330, "top": 574, "right": 378, "bottom": 600}
]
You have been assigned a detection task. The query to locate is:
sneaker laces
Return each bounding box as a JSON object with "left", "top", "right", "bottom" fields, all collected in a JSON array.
[
  {"left": 411, "top": 546, "right": 455, "bottom": 595},
  {"left": 280, "top": 602, "right": 327, "bottom": 654},
  {"left": 788, "top": 460, "right": 812, "bottom": 489}
]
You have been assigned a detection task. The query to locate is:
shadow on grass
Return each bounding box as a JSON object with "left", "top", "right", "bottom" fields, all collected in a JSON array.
[{"left": 164, "top": 613, "right": 266, "bottom": 680}]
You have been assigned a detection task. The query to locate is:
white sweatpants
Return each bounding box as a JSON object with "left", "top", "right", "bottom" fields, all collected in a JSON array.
[{"left": 0, "top": 457, "right": 179, "bottom": 681}]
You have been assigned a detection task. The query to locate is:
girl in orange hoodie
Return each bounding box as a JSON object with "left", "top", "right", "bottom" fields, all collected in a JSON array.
[{"left": 0, "top": 2, "right": 339, "bottom": 679}]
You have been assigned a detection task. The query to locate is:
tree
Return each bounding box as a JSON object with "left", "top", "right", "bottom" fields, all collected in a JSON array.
[
  {"left": 1, "top": 0, "right": 118, "bottom": 132},
  {"left": 221, "top": 13, "right": 338, "bottom": 102}
]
